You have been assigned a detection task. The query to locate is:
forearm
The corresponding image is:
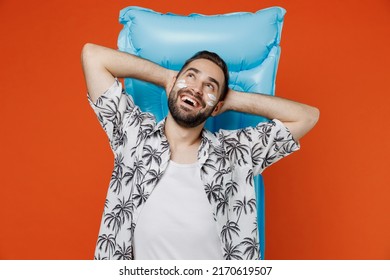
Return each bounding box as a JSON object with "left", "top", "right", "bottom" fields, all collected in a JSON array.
[
  {"left": 226, "top": 90, "right": 313, "bottom": 121},
  {"left": 81, "top": 43, "right": 171, "bottom": 102},
  {"left": 225, "top": 90, "right": 320, "bottom": 141}
]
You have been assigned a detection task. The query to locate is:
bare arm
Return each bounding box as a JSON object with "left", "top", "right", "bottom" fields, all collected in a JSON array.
[
  {"left": 220, "top": 90, "right": 320, "bottom": 141},
  {"left": 81, "top": 43, "right": 176, "bottom": 103}
]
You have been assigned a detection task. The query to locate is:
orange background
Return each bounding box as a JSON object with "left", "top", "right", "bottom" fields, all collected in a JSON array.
[{"left": 1, "top": 0, "right": 389, "bottom": 259}]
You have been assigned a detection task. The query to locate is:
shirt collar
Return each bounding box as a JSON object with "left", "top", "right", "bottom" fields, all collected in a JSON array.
[
  {"left": 153, "top": 117, "right": 213, "bottom": 166},
  {"left": 152, "top": 117, "right": 167, "bottom": 135}
]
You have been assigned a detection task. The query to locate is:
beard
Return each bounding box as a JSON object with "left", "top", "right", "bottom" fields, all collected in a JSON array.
[{"left": 168, "top": 88, "right": 215, "bottom": 128}]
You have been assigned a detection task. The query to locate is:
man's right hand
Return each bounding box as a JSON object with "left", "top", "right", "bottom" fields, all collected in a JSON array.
[{"left": 81, "top": 43, "right": 175, "bottom": 103}]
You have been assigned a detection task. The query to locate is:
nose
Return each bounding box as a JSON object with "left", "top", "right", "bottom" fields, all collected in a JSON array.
[{"left": 189, "top": 81, "right": 203, "bottom": 96}]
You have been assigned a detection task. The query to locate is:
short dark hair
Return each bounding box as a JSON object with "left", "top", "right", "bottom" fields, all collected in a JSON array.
[{"left": 178, "top": 51, "right": 229, "bottom": 101}]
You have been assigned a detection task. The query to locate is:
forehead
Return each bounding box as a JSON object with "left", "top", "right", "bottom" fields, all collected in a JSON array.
[{"left": 182, "top": 59, "right": 224, "bottom": 84}]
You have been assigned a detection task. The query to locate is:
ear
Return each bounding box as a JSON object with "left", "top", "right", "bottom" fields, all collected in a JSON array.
[{"left": 211, "top": 101, "right": 224, "bottom": 116}]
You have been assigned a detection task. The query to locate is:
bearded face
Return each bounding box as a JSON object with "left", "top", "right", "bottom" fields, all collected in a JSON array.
[
  {"left": 167, "top": 59, "right": 225, "bottom": 128},
  {"left": 168, "top": 87, "right": 217, "bottom": 128}
]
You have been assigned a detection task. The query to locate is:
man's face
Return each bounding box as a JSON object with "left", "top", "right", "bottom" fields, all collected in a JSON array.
[{"left": 168, "top": 59, "right": 225, "bottom": 128}]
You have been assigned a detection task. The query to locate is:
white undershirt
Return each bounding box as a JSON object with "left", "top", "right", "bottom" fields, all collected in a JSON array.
[{"left": 133, "top": 160, "right": 223, "bottom": 260}]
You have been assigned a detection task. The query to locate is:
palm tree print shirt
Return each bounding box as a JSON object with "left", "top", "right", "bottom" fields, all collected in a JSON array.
[{"left": 88, "top": 79, "right": 300, "bottom": 260}]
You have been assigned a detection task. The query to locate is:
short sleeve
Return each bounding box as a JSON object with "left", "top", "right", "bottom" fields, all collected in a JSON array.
[
  {"left": 250, "top": 119, "right": 300, "bottom": 175},
  {"left": 87, "top": 79, "right": 137, "bottom": 153}
]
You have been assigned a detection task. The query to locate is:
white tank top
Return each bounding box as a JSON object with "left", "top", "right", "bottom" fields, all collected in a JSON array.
[{"left": 133, "top": 160, "right": 223, "bottom": 259}]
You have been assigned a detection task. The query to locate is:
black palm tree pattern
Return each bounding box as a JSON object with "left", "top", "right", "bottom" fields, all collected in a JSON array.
[
  {"left": 97, "top": 234, "right": 116, "bottom": 256},
  {"left": 221, "top": 220, "right": 240, "bottom": 243},
  {"left": 214, "top": 167, "right": 232, "bottom": 185},
  {"left": 109, "top": 154, "right": 128, "bottom": 194},
  {"left": 143, "top": 169, "right": 164, "bottom": 186},
  {"left": 205, "top": 181, "right": 222, "bottom": 203},
  {"left": 240, "top": 237, "right": 260, "bottom": 260},
  {"left": 113, "top": 242, "right": 133, "bottom": 260},
  {"left": 216, "top": 192, "right": 229, "bottom": 216},
  {"left": 233, "top": 196, "right": 257, "bottom": 223},
  {"left": 257, "top": 122, "right": 272, "bottom": 146},
  {"left": 245, "top": 169, "right": 254, "bottom": 187},
  {"left": 225, "top": 138, "right": 250, "bottom": 166},
  {"left": 225, "top": 180, "right": 239, "bottom": 197},
  {"left": 143, "top": 145, "right": 162, "bottom": 166},
  {"left": 103, "top": 211, "right": 122, "bottom": 235},
  {"left": 94, "top": 253, "right": 108, "bottom": 260},
  {"left": 223, "top": 241, "right": 243, "bottom": 260},
  {"left": 88, "top": 80, "right": 299, "bottom": 260},
  {"left": 212, "top": 145, "right": 229, "bottom": 169},
  {"left": 127, "top": 157, "right": 146, "bottom": 185},
  {"left": 132, "top": 184, "right": 150, "bottom": 207},
  {"left": 112, "top": 197, "right": 134, "bottom": 223}
]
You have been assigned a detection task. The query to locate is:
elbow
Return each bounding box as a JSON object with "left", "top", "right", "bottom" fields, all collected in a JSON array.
[
  {"left": 81, "top": 43, "right": 90, "bottom": 67},
  {"left": 307, "top": 106, "right": 320, "bottom": 129},
  {"left": 81, "top": 43, "right": 96, "bottom": 55},
  {"left": 290, "top": 106, "right": 320, "bottom": 142},
  {"left": 81, "top": 43, "right": 97, "bottom": 67}
]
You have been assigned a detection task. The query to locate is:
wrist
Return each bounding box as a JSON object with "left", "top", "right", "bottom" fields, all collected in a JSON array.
[{"left": 224, "top": 89, "right": 241, "bottom": 111}]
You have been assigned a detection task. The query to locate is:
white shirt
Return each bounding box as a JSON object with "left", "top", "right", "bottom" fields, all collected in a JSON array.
[{"left": 133, "top": 160, "right": 223, "bottom": 259}]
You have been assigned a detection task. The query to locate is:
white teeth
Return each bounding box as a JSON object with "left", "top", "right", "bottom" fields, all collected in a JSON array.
[
  {"left": 207, "top": 93, "right": 217, "bottom": 101},
  {"left": 181, "top": 96, "right": 198, "bottom": 107}
]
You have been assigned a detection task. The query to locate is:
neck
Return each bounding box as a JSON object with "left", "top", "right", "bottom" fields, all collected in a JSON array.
[{"left": 164, "top": 113, "right": 203, "bottom": 149}]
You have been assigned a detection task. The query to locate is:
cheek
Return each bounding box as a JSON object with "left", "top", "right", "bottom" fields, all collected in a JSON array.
[
  {"left": 206, "top": 93, "right": 217, "bottom": 107},
  {"left": 169, "top": 89, "right": 178, "bottom": 101},
  {"left": 176, "top": 79, "right": 188, "bottom": 89},
  {"left": 207, "top": 93, "right": 217, "bottom": 101}
]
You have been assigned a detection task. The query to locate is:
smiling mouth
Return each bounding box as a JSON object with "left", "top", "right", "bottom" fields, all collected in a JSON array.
[
  {"left": 182, "top": 96, "right": 198, "bottom": 107},
  {"left": 178, "top": 91, "right": 204, "bottom": 109}
]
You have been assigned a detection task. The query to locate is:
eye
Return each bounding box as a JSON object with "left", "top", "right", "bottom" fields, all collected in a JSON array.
[
  {"left": 206, "top": 84, "right": 214, "bottom": 91},
  {"left": 187, "top": 73, "right": 195, "bottom": 79}
]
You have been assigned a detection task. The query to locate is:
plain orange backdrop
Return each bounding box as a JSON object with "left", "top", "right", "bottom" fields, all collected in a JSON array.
[{"left": 1, "top": 0, "right": 389, "bottom": 259}]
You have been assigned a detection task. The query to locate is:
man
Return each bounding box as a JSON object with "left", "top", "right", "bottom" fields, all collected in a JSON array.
[{"left": 82, "top": 43, "right": 319, "bottom": 260}]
